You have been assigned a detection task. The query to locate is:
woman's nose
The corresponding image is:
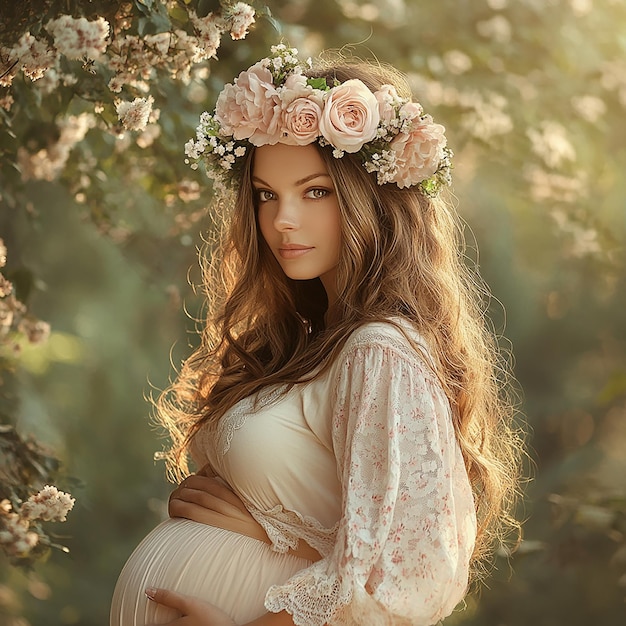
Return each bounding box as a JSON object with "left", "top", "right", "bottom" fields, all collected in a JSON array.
[{"left": 274, "top": 200, "right": 299, "bottom": 231}]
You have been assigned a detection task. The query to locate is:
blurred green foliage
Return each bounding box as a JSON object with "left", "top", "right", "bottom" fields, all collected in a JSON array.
[{"left": 1, "top": 0, "right": 626, "bottom": 624}]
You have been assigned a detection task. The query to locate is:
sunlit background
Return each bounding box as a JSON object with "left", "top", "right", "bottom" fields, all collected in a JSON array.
[{"left": 1, "top": 1, "right": 625, "bottom": 624}]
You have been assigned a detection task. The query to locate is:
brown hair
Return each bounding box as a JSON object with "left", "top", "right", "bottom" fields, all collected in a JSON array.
[{"left": 154, "top": 55, "right": 524, "bottom": 579}]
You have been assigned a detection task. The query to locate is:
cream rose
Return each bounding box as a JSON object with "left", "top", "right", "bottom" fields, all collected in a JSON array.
[
  {"left": 390, "top": 115, "right": 447, "bottom": 189},
  {"left": 281, "top": 97, "right": 323, "bottom": 145},
  {"left": 215, "top": 61, "right": 282, "bottom": 146},
  {"left": 319, "top": 79, "right": 380, "bottom": 153}
]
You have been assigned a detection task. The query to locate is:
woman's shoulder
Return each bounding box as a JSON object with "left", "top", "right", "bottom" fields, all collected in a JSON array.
[{"left": 338, "top": 317, "right": 431, "bottom": 365}]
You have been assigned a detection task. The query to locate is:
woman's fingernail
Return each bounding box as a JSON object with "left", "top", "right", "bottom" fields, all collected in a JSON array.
[{"left": 145, "top": 587, "right": 157, "bottom": 599}]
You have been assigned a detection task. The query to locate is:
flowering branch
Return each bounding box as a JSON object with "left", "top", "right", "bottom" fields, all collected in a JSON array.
[
  {"left": 0, "top": 485, "right": 75, "bottom": 563},
  {"left": 0, "top": 0, "right": 264, "bottom": 572},
  {"left": 0, "top": 238, "right": 50, "bottom": 356},
  {"left": 0, "top": 1, "right": 259, "bottom": 189},
  {"left": 0, "top": 424, "right": 76, "bottom": 566}
]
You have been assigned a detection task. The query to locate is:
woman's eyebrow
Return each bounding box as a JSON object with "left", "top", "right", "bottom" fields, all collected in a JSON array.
[
  {"left": 294, "top": 173, "right": 332, "bottom": 186},
  {"left": 251, "top": 173, "right": 331, "bottom": 187}
]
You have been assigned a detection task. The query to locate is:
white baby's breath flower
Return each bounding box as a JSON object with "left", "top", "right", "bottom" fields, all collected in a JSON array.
[
  {"left": 46, "top": 15, "right": 110, "bottom": 60},
  {"left": 116, "top": 96, "right": 154, "bottom": 131}
]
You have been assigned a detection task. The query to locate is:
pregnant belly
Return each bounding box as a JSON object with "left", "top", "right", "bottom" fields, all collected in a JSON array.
[{"left": 110, "top": 518, "right": 311, "bottom": 626}]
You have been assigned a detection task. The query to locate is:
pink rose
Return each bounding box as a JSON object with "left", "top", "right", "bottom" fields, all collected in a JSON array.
[
  {"left": 215, "top": 61, "right": 282, "bottom": 146},
  {"left": 374, "top": 84, "right": 400, "bottom": 123},
  {"left": 390, "top": 115, "right": 446, "bottom": 189},
  {"left": 281, "top": 97, "right": 323, "bottom": 145},
  {"left": 399, "top": 101, "right": 424, "bottom": 122},
  {"left": 319, "top": 79, "right": 380, "bottom": 153},
  {"left": 280, "top": 73, "right": 311, "bottom": 105}
]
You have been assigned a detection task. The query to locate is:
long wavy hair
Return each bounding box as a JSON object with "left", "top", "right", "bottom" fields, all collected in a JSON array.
[{"left": 154, "top": 55, "right": 524, "bottom": 578}]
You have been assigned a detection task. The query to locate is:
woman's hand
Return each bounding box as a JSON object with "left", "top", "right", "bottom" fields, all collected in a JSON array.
[
  {"left": 168, "top": 465, "right": 261, "bottom": 532},
  {"left": 145, "top": 587, "right": 236, "bottom": 626}
]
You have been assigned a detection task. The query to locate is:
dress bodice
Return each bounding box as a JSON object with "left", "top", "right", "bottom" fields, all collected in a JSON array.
[
  {"left": 190, "top": 321, "right": 477, "bottom": 625},
  {"left": 191, "top": 350, "right": 344, "bottom": 555}
]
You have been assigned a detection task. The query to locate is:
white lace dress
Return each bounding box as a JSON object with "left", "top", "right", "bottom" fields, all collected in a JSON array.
[{"left": 110, "top": 321, "right": 476, "bottom": 626}]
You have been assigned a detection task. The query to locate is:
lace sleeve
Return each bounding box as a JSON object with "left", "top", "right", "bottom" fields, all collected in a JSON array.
[{"left": 264, "top": 333, "right": 477, "bottom": 626}]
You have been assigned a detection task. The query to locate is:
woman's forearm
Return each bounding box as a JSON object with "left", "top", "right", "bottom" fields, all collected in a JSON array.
[{"left": 244, "top": 611, "right": 297, "bottom": 626}]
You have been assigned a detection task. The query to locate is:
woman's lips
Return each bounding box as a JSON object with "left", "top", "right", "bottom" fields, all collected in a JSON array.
[{"left": 278, "top": 245, "right": 313, "bottom": 259}]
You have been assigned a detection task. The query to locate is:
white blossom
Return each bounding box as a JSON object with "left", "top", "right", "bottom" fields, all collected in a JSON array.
[
  {"left": 442, "top": 50, "right": 472, "bottom": 75},
  {"left": 525, "top": 166, "right": 587, "bottom": 204},
  {"left": 46, "top": 15, "right": 110, "bottom": 60},
  {"left": 477, "top": 15, "right": 512, "bottom": 44},
  {"left": 460, "top": 91, "right": 513, "bottom": 140},
  {"left": 18, "top": 113, "right": 95, "bottom": 181},
  {"left": 116, "top": 96, "right": 154, "bottom": 131},
  {"left": 0, "top": 94, "right": 13, "bottom": 111},
  {"left": 227, "top": 3, "right": 256, "bottom": 40},
  {"left": 177, "top": 179, "right": 201, "bottom": 203},
  {"left": 10, "top": 32, "right": 58, "bottom": 82},
  {"left": 0, "top": 275, "right": 13, "bottom": 298},
  {"left": 0, "top": 508, "right": 39, "bottom": 557},
  {"left": 144, "top": 32, "right": 171, "bottom": 56},
  {"left": 20, "top": 485, "right": 75, "bottom": 522},
  {"left": 136, "top": 123, "right": 162, "bottom": 149},
  {"left": 570, "top": 0, "right": 593, "bottom": 16},
  {"left": 189, "top": 12, "right": 225, "bottom": 60},
  {"left": 527, "top": 121, "right": 576, "bottom": 169},
  {"left": 34, "top": 61, "right": 77, "bottom": 95},
  {"left": 571, "top": 95, "right": 607, "bottom": 123}
]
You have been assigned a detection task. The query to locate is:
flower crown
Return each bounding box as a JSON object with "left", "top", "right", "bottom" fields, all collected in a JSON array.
[{"left": 185, "top": 45, "right": 452, "bottom": 196}]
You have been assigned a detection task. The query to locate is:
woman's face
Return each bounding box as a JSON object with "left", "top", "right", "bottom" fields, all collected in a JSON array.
[{"left": 253, "top": 143, "right": 342, "bottom": 305}]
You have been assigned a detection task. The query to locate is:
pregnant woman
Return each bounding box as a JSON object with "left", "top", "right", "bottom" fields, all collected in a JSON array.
[{"left": 110, "top": 45, "right": 523, "bottom": 626}]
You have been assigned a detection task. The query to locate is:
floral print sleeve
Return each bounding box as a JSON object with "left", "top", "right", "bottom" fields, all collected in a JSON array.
[{"left": 265, "top": 327, "right": 477, "bottom": 625}]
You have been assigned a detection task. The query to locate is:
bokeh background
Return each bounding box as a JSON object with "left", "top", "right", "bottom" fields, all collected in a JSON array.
[{"left": 1, "top": 1, "right": 625, "bottom": 624}]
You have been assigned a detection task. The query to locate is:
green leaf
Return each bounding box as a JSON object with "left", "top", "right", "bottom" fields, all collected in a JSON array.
[
  {"left": 307, "top": 77, "right": 329, "bottom": 91},
  {"left": 255, "top": 6, "right": 283, "bottom": 35},
  {"left": 168, "top": 5, "right": 189, "bottom": 24},
  {"left": 134, "top": 0, "right": 153, "bottom": 16},
  {"left": 137, "top": 16, "right": 150, "bottom": 36}
]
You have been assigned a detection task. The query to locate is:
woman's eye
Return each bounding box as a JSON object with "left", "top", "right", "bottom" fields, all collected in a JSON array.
[
  {"left": 306, "top": 188, "right": 329, "bottom": 199},
  {"left": 256, "top": 190, "right": 274, "bottom": 202}
]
